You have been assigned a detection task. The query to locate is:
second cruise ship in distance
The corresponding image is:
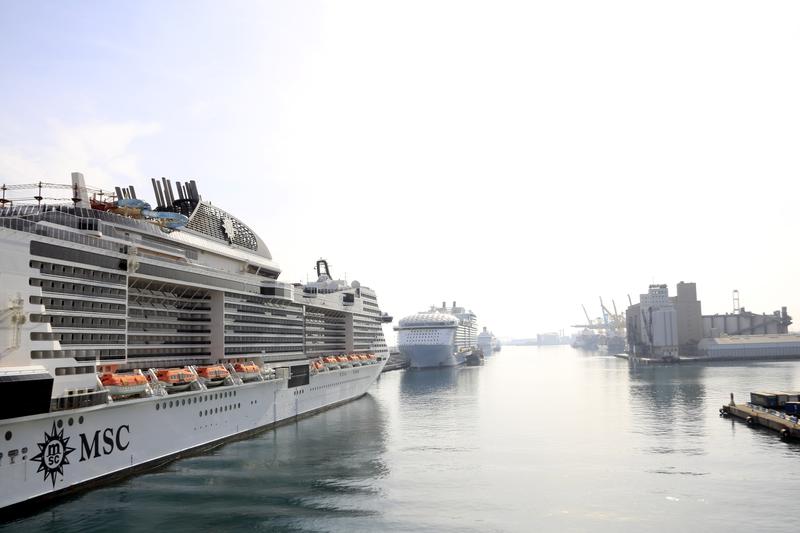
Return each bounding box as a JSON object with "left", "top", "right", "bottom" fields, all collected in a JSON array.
[{"left": 396, "top": 301, "right": 477, "bottom": 368}]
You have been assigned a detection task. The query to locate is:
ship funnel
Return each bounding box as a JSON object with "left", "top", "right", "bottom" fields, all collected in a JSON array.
[{"left": 70, "top": 172, "right": 90, "bottom": 207}]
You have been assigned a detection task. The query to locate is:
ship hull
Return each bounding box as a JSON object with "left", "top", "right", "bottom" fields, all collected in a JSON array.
[
  {"left": 0, "top": 360, "right": 385, "bottom": 514},
  {"left": 401, "top": 344, "right": 464, "bottom": 369}
]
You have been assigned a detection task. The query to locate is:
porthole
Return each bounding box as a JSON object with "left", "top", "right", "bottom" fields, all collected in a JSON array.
[
  {"left": 4, "top": 431, "right": 11, "bottom": 441},
  {"left": 79, "top": 416, "right": 84, "bottom": 424},
  {"left": 169, "top": 401, "right": 173, "bottom": 408},
  {"left": 156, "top": 404, "right": 160, "bottom": 411},
  {"left": 68, "top": 418, "right": 74, "bottom": 426},
  {"left": 199, "top": 411, "right": 202, "bottom": 417},
  {"left": 57, "top": 420, "right": 63, "bottom": 428}
]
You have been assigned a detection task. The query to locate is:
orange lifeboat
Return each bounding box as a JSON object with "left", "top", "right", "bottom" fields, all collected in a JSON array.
[
  {"left": 358, "top": 354, "right": 369, "bottom": 362},
  {"left": 100, "top": 372, "right": 149, "bottom": 398},
  {"left": 348, "top": 354, "right": 361, "bottom": 366},
  {"left": 313, "top": 360, "right": 325, "bottom": 371},
  {"left": 197, "top": 365, "right": 230, "bottom": 387},
  {"left": 336, "top": 355, "right": 351, "bottom": 367},
  {"left": 233, "top": 362, "right": 261, "bottom": 382},
  {"left": 323, "top": 356, "right": 339, "bottom": 369},
  {"left": 156, "top": 368, "right": 197, "bottom": 392}
]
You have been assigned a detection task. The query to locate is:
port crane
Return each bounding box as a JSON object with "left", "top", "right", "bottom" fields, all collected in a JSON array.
[{"left": 571, "top": 299, "right": 627, "bottom": 352}]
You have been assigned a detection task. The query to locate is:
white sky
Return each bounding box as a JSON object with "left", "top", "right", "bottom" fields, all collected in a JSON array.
[{"left": 1, "top": 1, "right": 799, "bottom": 340}]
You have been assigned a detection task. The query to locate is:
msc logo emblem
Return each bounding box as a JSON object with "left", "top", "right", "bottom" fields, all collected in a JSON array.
[{"left": 32, "top": 422, "right": 76, "bottom": 487}]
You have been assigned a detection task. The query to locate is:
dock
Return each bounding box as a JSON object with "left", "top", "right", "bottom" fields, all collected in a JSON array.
[{"left": 721, "top": 393, "right": 800, "bottom": 440}]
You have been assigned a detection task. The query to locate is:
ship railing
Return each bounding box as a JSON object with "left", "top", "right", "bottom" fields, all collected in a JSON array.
[{"left": 0, "top": 214, "right": 126, "bottom": 253}]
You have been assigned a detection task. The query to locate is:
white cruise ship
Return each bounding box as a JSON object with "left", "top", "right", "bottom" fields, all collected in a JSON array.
[
  {"left": 0, "top": 174, "right": 391, "bottom": 513},
  {"left": 396, "top": 301, "right": 477, "bottom": 368},
  {"left": 477, "top": 327, "right": 498, "bottom": 355}
]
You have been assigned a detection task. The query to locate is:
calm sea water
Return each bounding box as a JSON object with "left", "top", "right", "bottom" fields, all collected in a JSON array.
[{"left": 6, "top": 345, "right": 800, "bottom": 532}]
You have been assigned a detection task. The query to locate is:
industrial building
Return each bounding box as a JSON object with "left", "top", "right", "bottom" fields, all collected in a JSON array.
[
  {"left": 626, "top": 282, "right": 792, "bottom": 361},
  {"left": 698, "top": 334, "right": 800, "bottom": 360}
]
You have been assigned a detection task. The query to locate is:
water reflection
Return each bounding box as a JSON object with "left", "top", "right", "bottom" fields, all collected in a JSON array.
[
  {"left": 400, "top": 366, "right": 459, "bottom": 396},
  {"left": 628, "top": 364, "right": 707, "bottom": 456},
  {"left": 399, "top": 366, "right": 482, "bottom": 401}
]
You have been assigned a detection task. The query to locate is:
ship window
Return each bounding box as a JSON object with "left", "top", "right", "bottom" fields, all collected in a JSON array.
[{"left": 156, "top": 404, "right": 160, "bottom": 411}]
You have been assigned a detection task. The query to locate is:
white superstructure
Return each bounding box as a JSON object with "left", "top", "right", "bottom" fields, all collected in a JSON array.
[
  {"left": 396, "top": 301, "right": 477, "bottom": 368},
  {"left": 0, "top": 174, "right": 391, "bottom": 513},
  {"left": 477, "top": 327, "right": 497, "bottom": 355}
]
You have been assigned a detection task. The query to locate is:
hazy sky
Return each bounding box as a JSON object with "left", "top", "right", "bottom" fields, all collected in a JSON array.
[{"left": 1, "top": 1, "right": 799, "bottom": 340}]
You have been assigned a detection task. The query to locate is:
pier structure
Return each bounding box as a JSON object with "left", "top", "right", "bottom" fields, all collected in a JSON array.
[{"left": 721, "top": 394, "right": 800, "bottom": 441}]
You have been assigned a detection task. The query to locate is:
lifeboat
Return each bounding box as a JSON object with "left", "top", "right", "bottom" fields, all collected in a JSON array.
[
  {"left": 156, "top": 368, "right": 197, "bottom": 392},
  {"left": 234, "top": 362, "right": 261, "bottom": 382},
  {"left": 100, "top": 372, "right": 149, "bottom": 398},
  {"left": 323, "top": 356, "right": 339, "bottom": 369},
  {"left": 336, "top": 355, "right": 351, "bottom": 368},
  {"left": 311, "top": 360, "right": 325, "bottom": 372},
  {"left": 358, "top": 354, "right": 369, "bottom": 362},
  {"left": 196, "top": 365, "right": 230, "bottom": 387},
  {"left": 348, "top": 355, "right": 361, "bottom": 366}
]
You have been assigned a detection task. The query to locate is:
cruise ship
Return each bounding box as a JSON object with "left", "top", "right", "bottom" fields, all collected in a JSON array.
[
  {"left": 477, "top": 327, "right": 500, "bottom": 355},
  {"left": 0, "top": 174, "right": 391, "bottom": 513},
  {"left": 396, "top": 301, "right": 477, "bottom": 368}
]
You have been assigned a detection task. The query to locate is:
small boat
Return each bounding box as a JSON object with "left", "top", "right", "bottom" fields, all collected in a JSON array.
[
  {"left": 358, "top": 354, "right": 369, "bottom": 362},
  {"left": 348, "top": 355, "right": 361, "bottom": 366},
  {"left": 310, "top": 360, "right": 325, "bottom": 372},
  {"left": 323, "top": 356, "right": 339, "bottom": 369},
  {"left": 100, "top": 372, "right": 149, "bottom": 398},
  {"left": 336, "top": 355, "right": 351, "bottom": 368},
  {"left": 196, "top": 365, "right": 230, "bottom": 387},
  {"left": 156, "top": 368, "right": 197, "bottom": 392},
  {"left": 233, "top": 362, "right": 261, "bottom": 382}
]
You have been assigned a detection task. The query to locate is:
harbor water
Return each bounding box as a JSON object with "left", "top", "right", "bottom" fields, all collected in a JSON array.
[{"left": 5, "top": 345, "right": 800, "bottom": 532}]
